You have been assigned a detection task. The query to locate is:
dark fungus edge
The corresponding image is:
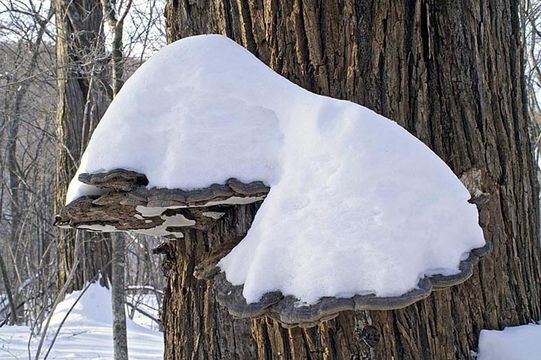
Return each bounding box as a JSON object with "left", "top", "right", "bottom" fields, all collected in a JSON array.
[{"left": 213, "top": 241, "right": 493, "bottom": 328}]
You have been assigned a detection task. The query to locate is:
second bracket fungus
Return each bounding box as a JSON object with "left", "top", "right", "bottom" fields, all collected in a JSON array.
[{"left": 57, "top": 35, "right": 488, "bottom": 326}]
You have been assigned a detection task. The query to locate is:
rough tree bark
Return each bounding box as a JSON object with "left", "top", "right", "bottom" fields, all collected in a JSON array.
[
  {"left": 161, "top": 1, "right": 541, "bottom": 359},
  {"left": 54, "top": 0, "right": 112, "bottom": 292}
]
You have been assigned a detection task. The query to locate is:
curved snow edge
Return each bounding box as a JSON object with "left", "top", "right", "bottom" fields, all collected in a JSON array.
[{"left": 213, "top": 241, "right": 492, "bottom": 327}]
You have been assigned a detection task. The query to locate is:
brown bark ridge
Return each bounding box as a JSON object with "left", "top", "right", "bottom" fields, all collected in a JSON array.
[
  {"left": 160, "top": 0, "right": 541, "bottom": 359},
  {"left": 54, "top": 0, "right": 112, "bottom": 292}
]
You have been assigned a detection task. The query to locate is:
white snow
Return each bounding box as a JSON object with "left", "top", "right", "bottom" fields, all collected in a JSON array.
[
  {"left": 477, "top": 324, "right": 541, "bottom": 360},
  {"left": 126, "top": 293, "right": 161, "bottom": 331},
  {"left": 66, "top": 35, "right": 485, "bottom": 304},
  {"left": 0, "top": 284, "right": 163, "bottom": 359}
]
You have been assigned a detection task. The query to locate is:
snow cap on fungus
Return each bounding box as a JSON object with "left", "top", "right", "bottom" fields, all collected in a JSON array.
[{"left": 58, "top": 35, "right": 488, "bottom": 326}]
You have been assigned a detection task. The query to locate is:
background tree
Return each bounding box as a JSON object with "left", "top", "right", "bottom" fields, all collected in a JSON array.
[
  {"left": 0, "top": 0, "right": 56, "bottom": 325},
  {"left": 100, "top": 1, "right": 135, "bottom": 358},
  {"left": 53, "top": 0, "right": 166, "bottom": 298},
  {"left": 0, "top": 0, "right": 166, "bottom": 349},
  {"left": 54, "top": 0, "right": 112, "bottom": 292},
  {"left": 523, "top": 0, "right": 541, "bottom": 182},
  {"left": 160, "top": 1, "right": 541, "bottom": 359}
]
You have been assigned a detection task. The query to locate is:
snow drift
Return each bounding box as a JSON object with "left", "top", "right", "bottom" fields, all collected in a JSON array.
[
  {"left": 478, "top": 324, "right": 541, "bottom": 360},
  {"left": 0, "top": 284, "right": 163, "bottom": 359},
  {"left": 66, "top": 35, "right": 485, "bottom": 305}
]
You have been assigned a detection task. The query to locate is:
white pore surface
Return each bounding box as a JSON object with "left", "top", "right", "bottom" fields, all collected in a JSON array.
[
  {"left": 478, "top": 324, "right": 541, "bottom": 360},
  {"left": 66, "top": 35, "right": 485, "bottom": 304}
]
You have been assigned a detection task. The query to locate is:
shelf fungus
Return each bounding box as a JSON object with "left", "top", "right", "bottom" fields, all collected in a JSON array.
[
  {"left": 57, "top": 168, "right": 490, "bottom": 327},
  {"left": 56, "top": 169, "right": 269, "bottom": 238},
  {"left": 55, "top": 35, "right": 490, "bottom": 327}
]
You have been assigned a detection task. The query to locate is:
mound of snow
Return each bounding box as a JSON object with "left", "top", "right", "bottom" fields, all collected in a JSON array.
[
  {"left": 50, "top": 284, "right": 113, "bottom": 326},
  {"left": 478, "top": 324, "right": 541, "bottom": 360},
  {"left": 0, "top": 284, "right": 163, "bottom": 359},
  {"left": 66, "top": 35, "right": 484, "bottom": 304}
]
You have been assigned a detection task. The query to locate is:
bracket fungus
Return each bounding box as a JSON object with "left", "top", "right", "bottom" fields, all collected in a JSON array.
[{"left": 56, "top": 35, "right": 490, "bottom": 327}]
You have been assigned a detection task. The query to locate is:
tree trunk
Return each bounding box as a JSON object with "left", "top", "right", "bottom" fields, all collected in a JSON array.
[
  {"left": 98, "top": 2, "right": 132, "bottom": 350},
  {"left": 0, "top": 251, "right": 17, "bottom": 325},
  {"left": 112, "top": 234, "right": 129, "bottom": 360},
  {"left": 162, "top": 1, "right": 541, "bottom": 359},
  {"left": 54, "top": 0, "right": 112, "bottom": 292},
  {"left": 100, "top": 0, "right": 131, "bottom": 97}
]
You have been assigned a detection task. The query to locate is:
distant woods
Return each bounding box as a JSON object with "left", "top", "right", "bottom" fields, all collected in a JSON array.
[
  {"left": 524, "top": 0, "right": 541, "bottom": 175},
  {"left": 0, "top": 0, "right": 165, "bottom": 336}
]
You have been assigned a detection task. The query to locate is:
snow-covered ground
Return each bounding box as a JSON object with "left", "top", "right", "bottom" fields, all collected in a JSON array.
[
  {"left": 0, "top": 284, "right": 163, "bottom": 359},
  {"left": 477, "top": 323, "right": 541, "bottom": 360},
  {"left": 126, "top": 292, "right": 161, "bottom": 332}
]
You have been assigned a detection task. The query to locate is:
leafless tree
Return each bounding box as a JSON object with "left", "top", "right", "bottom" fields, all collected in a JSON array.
[
  {"left": 523, "top": 1, "right": 541, "bottom": 155},
  {"left": 0, "top": 0, "right": 56, "bottom": 326},
  {"left": 0, "top": 1, "right": 166, "bottom": 352}
]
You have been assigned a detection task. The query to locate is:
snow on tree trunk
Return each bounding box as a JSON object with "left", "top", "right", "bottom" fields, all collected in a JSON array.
[
  {"left": 54, "top": 0, "right": 112, "bottom": 292},
  {"left": 161, "top": 1, "right": 541, "bottom": 359}
]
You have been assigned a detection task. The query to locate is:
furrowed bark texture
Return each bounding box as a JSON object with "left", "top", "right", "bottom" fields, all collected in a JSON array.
[
  {"left": 54, "top": 0, "right": 112, "bottom": 292},
  {"left": 162, "top": 1, "right": 541, "bottom": 359}
]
